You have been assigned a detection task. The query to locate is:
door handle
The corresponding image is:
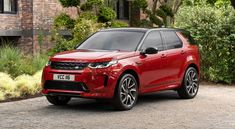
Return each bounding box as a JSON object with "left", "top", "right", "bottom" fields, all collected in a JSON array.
[
  {"left": 181, "top": 50, "right": 186, "bottom": 54},
  {"left": 161, "top": 54, "right": 167, "bottom": 58}
]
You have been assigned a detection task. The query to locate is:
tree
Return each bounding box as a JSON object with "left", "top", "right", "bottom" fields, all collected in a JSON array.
[
  {"left": 133, "top": 0, "right": 182, "bottom": 27},
  {"left": 58, "top": 0, "right": 81, "bottom": 14}
]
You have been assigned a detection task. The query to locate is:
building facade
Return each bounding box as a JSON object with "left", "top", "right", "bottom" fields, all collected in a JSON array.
[
  {"left": 0, "top": 0, "right": 151, "bottom": 54},
  {"left": 0, "top": 0, "right": 77, "bottom": 54}
]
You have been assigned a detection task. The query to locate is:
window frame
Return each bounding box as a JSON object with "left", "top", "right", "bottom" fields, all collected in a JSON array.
[
  {"left": 160, "top": 30, "right": 183, "bottom": 50},
  {"left": 139, "top": 30, "right": 165, "bottom": 51},
  {"left": 0, "top": 0, "right": 18, "bottom": 14}
]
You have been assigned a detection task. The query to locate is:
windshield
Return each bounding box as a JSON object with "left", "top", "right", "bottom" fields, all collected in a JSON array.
[{"left": 77, "top": 31, "right": 145, "bottom": 51}]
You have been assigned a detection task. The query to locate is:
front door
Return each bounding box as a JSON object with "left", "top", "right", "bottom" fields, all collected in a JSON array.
[{"left": 139, "top": 31, "right": 168, "bottom": 90}]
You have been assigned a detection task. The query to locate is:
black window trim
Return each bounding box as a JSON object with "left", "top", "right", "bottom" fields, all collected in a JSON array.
[
  {"left": 0, "top": 0, "right": 18, "bottom": 14},
  {"left": 138, "top": 30, "right": 165, "bottom": 51},
  {"left": 160, "top": 30, "right": 183, "bottom": 50}
]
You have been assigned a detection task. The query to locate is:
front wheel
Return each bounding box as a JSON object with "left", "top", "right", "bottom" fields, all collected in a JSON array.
[
  {"left": 177, "top": 67, "right": 199, "bottom": 99},
  {"left": 46, "top": 96, "right": 71, "bottom": 105},
  {"left": 113, "top": 74, "right": 138, "bottom": 110}
]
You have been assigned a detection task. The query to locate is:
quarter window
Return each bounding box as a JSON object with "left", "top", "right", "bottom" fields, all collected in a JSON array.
[
  {"left": 162, "top": 31, "right": 182, "bottom": 50},
  {"left": 0, "top": 0, "right": 17, "bottom": 14},
  {"left": 141, "top": 31, "right": 164, "bottom": 51}
]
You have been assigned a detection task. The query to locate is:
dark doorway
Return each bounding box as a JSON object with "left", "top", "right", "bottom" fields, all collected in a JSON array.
[{"left": 116, "top": 0, "right": 129, "bottom": 20}]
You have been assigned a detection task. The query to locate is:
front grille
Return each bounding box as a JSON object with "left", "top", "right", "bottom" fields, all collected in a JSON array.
[
  {"left": 44, "top": 81, "right": 88, "bottom": 92},
  {"left": 50, "top": 62, "right": 89, "bottom": 70}
]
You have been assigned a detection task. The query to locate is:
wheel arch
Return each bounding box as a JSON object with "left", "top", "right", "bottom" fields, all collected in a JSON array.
[
  {"left": 121, "top": 69, "right": 140, "bottom": 88},
  {"left": 187, "top": 63, "right": 199, "bottom": 75},
  {"left": 114, "top": 68, "right": 140, "bottom": 94}
]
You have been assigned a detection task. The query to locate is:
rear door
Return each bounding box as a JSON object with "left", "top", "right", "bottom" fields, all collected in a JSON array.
[{"left": 161, "top": 31, "right": 186, "bottom": 84}]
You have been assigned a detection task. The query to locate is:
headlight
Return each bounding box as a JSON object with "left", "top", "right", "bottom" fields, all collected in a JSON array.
[
  {"left": 88, "top": 60, "right": 118, "bottom": 69},
  {"left": 46, "top": 61, "right": 51, "bottom": 66}
]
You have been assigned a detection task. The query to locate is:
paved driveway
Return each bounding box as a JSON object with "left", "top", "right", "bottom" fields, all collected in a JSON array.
[{"left": 0, "top": 85, "right": 235, "bottom": 129}]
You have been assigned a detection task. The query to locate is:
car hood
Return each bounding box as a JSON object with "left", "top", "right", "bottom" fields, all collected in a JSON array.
[{"left": 50, "top": 49, "right": 136, "bottom": 62}]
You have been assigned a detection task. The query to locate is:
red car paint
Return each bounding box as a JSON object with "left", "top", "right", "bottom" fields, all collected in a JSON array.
[{"left": 42, "top": 28, "right": 200, "bottom": 99}]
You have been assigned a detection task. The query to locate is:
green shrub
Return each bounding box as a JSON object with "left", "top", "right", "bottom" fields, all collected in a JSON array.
[
  {"left": 175, "top": 5, "right": 235, "bottom": 84},
  {"left": 59, "top": 0, "right": 80, "bottom": 7},
  {"left": 133, "top": 0, "right": 148, "bottom": 10},
  {"left": 0, "top": 70, "right": 42, "bottom": 101},
  {"left": 78, "top": 11, "right": 98, "bottom": 21},
  {"left": 0, "top": 72, "right": 19, "bottom": 98},
  {"left": 73, "top": 19, "right": 102, "bottom": 47},
  {"left": 21, "top": 54, "right": 48, "bottom": 75},
  {"left": 80, "top": 2, "right": 93, "bottom": 11},
  {"left": 51, "top": 19, "right": 102, "bottom": 54},
  {"left": 54, "top": 13, "right": 75, "bottom": 30},
  {"left": 98, "top": 6, "right": 116, "bottom": 22},
  {"left": 0, "top": 45, "right": 48, "bottom": 77},
  {"left": 15, "top": 74, "right": 39, "bottom": 96},
  {"left": 110, "top": 20, "right": 129, "bottom": 28},
  {"left": 0, "top": 45, "right": 24, "bottom": 77}
]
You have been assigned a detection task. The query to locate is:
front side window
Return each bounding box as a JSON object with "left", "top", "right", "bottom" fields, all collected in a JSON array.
[
  {"left": 0, "top": 0, "right": 17, "bottom": 14},
  {"left": 161, "top": 31, "right": 183, "bottom": 50},
  {"left": 141, "top": 31, "right": 164, "bottom": 51},
  {"left": 77, "top": 31, "right": 145, "bottom": 51}
]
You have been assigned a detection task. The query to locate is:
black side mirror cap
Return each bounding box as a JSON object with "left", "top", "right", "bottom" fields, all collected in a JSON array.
[{"left": 140, "top": 47, "right": 158, "bottom": 55}]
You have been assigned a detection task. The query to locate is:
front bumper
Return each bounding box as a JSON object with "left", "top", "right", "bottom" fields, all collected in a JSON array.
[{"left": 41, "top": 66, "right": 120, "bottom": 99}]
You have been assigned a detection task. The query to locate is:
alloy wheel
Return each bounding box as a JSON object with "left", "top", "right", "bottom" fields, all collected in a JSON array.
[
  {"left": 185, "top": 69, "right": 199, "bottom": 96},
  {"left": 120, "top": 77, "right": 137, "bottom": 107}
]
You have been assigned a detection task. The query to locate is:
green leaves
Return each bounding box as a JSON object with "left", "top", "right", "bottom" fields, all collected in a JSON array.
[
  {"left": 133, "top": 0, "right": 148, "bottom": 10},
  {"left": 59, "top": 0, "right": 80, "bottom": 7},
  {"left": 175, "top": 5, "right": 235, "bottom": 84},
  {"left": 98, "top": 6, "right": 116, "bottom": 22},
  {"left": 54, "top": 13, "right": 75, "bottom": 30}
]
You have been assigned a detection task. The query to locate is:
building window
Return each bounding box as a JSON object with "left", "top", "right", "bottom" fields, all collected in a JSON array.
[{"left": 0, "top": 0, "right": 17, "bottom": 14}]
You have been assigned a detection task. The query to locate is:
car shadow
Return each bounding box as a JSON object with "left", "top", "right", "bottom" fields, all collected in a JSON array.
[{"left": 44, "top": 90, "right": 180, "bottom": 112}]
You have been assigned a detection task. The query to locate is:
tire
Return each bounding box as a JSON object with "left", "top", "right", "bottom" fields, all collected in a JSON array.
[
  {"left": 177, "top": 67, "right": 199, "bottom": 99},
  {"left": 113, "top": 74, "right": 138, "bottom": 110},
  {"left": 46, "top": 96, "right": 71, "bottom": 105}
]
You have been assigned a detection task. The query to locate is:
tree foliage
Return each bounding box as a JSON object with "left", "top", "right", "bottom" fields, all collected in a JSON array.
[{"left": 58, "top": 0, "right": 80, "bottom": 7}]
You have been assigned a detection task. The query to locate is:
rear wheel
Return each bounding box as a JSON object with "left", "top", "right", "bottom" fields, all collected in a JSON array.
[
  {"left": 113, "top": 74, "right": 138, "bottom": 110},
  {"left": 177, "top": 67, "right": 199, "bottom": 99},
  {"left": 46, "top": 96, "right": 71, "bottom": 105}
]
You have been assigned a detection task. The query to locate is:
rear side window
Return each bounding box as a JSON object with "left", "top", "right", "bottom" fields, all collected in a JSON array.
[
  {"left": 141, "top": 31, "right": 164, "bottom": 51},
  {"left": 161, "top": 31, "right": 182, "bottom": 50}
]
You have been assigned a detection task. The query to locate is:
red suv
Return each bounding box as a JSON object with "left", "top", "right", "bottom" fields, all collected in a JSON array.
[{"left": 42, "top": 28, "right": 200, "bottom": 110}]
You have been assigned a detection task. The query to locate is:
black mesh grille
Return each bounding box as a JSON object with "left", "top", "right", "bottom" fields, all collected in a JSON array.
[
  {"left": 44, "top": 81, "right": 88, "bottom": 92},
  {"left": 50, "top": 62, "right": 89, "bottom": 70}
]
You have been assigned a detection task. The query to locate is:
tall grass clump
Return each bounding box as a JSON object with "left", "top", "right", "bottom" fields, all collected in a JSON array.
[
  {"left": 0, "top": 45, "right": 24, "bottom": 77},
  {"left": 0, "top": 45, "right": 48, "bottom": 77}
]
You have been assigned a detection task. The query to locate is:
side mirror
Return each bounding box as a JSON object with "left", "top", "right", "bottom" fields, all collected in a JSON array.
[{"left": 140, "top": 47, "right": 158, "bottom": 55}]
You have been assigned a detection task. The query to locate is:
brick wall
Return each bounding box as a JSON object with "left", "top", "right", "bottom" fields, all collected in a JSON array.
[
  {"left": 33, "top": 0, "right": 78, "bottom": 53},
  {"left": 0, "top": 0, "right": 22, "bottom": 30},
  {"left": 0, "top": 0, "right": 78, "bottom": 54}
]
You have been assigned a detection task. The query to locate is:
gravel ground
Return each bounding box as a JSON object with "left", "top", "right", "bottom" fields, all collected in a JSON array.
[{"left": 0, "top": 85, "right": 235, "bottom": 129}]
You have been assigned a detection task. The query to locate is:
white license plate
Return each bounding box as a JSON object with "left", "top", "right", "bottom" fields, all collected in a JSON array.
[{"left": 53, "top": 74, "right": 75, "bottom": 81}]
